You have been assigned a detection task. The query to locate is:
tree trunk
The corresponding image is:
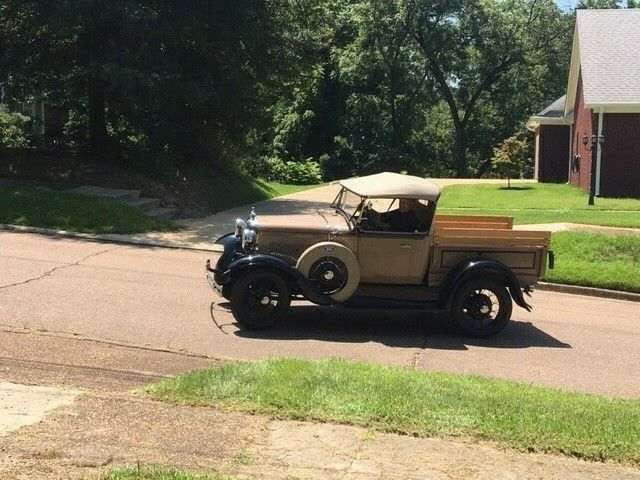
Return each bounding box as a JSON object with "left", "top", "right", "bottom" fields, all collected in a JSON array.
[
  {"left": 88, "top": 76, "right": 108, "bottom": 152},
  {"left": 453, "top": 124, "right": 468, "bottom": 177}
]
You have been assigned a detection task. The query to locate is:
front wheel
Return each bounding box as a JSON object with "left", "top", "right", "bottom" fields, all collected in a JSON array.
[
  {"left": 229, "top": 270, "right": 291, "bottom": 330},
  {"left": 450, "top": 279, "right": 512, "bottom": 338}
]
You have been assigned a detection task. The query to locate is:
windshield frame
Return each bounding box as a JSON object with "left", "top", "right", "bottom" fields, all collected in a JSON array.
[{"left": 330, "top": 187, "right": 364, "bottom": 229}]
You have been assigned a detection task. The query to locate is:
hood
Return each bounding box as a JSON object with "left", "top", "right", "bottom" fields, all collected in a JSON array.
[{"left": 258, "top": 210, "right": 351, "bottom": 234}]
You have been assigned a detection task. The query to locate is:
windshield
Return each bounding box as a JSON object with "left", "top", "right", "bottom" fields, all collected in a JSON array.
[{"left": 330, "top": 188, "right": 362, "bottom": 223}]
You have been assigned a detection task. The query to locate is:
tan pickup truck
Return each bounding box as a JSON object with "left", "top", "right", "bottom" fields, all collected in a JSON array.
[{"left": 206, "top": 172, "right": 553, "bottom": 337}]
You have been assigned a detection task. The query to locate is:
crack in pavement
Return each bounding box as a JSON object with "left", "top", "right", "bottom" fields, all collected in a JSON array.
[
  {"left": 411, "top": 331, "right": 429, "bottom": 369},
  {"left": 0, "top": 246, "right": 120, "bottom": 291}
]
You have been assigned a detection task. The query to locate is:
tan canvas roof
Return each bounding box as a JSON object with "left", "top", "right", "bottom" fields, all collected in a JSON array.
[{"left": 338, "top": 172, "right": 441, "bottom": 201}]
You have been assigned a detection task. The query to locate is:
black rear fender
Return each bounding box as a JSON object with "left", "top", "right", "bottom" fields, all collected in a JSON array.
[{"left": 439, "top": 258, "right": 531, "bottom": 311}]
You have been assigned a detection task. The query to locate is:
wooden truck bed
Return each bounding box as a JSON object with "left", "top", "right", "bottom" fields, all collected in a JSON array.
[{"left": 429, "top": 215, "right": 551, "bottom": 287}]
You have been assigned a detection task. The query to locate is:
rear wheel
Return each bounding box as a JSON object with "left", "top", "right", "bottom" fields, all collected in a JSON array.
[
  {"left": 451, "top": 279, "right": 512, "bottom": 338},
  {"left": 230, "top": 270, "right": 291, "bottom": 329}
]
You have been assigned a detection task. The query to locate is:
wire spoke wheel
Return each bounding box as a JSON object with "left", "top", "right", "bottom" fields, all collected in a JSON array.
[{"left": 451, "top": 280, "right": 512, "bottom": 337}]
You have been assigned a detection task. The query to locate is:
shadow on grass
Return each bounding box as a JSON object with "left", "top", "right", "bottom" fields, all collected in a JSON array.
[
  {"left": 497, "top": 186, "right": 535, "bottom": 191},
  {"left": 227, "top": 304, "right": 570, "bottom": 351}
]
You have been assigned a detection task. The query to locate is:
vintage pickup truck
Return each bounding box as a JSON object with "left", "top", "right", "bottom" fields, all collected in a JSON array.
[{"left": 206, "top": 172, "right": 554, "bottom": 337}]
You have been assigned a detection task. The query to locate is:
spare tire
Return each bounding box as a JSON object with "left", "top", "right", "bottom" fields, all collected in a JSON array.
[{"left": 296, "top": 241, "right": 360, "bottom": 302}]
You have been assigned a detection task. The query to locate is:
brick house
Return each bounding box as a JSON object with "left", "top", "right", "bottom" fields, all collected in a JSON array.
[{"left": 527, "top": 9, "right": 640, "bottom": 198}]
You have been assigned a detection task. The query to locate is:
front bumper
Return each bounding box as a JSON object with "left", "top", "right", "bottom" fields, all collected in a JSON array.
[{"left": 206, "top": 259, "right": 225, "bottom": 297}]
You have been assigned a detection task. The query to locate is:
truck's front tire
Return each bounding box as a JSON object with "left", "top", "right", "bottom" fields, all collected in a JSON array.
[
  {"left": 450, "top": 279, "right": 512, "bottom": 337},
  {"left": 230, "top": 270, "right": 291, "bottom": 330}
]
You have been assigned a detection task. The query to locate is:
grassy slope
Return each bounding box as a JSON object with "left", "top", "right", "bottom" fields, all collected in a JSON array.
[
  {"left": 199, "top": 176, "right": 321, "bottom": 213},
  {"left": 147, "top": 358, "right": 640, "bottom": 465},
  {"left": 544, "top": 232, "right": 640, "bottom": 293},
  {"left": 437, "top": 183, "right": 640, "bottom": 228},
  {"left": 0, "top": 186, "right": 177, "bottom": 234}
]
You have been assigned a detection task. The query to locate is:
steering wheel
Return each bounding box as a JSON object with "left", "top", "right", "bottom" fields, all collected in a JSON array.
[{"left": 359, "top": 201, "right": 380, "bottom": 231}]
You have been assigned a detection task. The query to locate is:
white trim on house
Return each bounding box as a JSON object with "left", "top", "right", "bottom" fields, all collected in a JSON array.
[
  {"left": 595, "top": 108, "right": 604, "bottom": 196},
  {"left": 526, "top": 111, "right": 574, "bottom": 131},
  {"left": 565, "top": 24, "right": 581, "bottom": 116},
  {"left": 567, "top": 123, "right": 573, "bottom": 183},
  {"left": 585, "top": 103, "right": 640, "bottom": 114}
]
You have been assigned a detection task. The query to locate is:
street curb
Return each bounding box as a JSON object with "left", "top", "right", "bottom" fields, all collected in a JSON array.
[
  {"left": 536, "top": 282, "right": 640, "bottom": 303},
  {"left": 0, "top": 223, "right": 215, "bottom": 252},
  {"left": 3, "top": 223, "right": 639, "bottom": 302}
]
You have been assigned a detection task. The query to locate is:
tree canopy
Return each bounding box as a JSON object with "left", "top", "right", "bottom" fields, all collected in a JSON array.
[{"left": 0, "top": 0, "right": 580, "bottom": 180}]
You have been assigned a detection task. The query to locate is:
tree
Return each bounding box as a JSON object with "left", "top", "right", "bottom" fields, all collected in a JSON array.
[
  {"left": 491, "top": 135, "right": 530, "bottom": 188},
  {"left": 408, "top": 0, "right": 570, "bottom": 177},
  {"left": 1, "top": 1, "right": 272, "bottom": 171}
]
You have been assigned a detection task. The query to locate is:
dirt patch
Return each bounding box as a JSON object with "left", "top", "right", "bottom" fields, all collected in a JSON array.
[{"left": 0, "top": 382, "right": 79, "bottom": 437}]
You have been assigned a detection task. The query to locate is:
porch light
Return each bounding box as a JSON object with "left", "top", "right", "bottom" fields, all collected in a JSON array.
[
  {"left": 583, "top": 132, "right": 605, "bottom": 206},
  {"left": 582, "top": 133, "right": 605, "bottom": 151}
]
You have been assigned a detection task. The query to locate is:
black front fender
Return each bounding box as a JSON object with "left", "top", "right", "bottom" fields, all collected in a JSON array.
[
  {"left": 226, "top": 254, "right": 334, "bottom": 306},
  {"left": 440, "top": 258, "right": 531, "bottom": 311}
]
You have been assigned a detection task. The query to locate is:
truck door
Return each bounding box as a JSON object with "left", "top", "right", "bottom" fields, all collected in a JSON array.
[{"left": 357, "top": 231, "right": 431, "bottom": 284}]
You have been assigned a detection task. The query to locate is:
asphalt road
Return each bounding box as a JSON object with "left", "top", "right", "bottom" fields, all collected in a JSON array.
[{"left": 1, "top": 231, "right": 639, "bottom": 398}]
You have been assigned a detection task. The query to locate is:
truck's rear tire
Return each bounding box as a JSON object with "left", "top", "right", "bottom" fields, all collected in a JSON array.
[
  {"left": 230, "top": 270, "right": 291, "bottom": 329},
  {"left": 296, "top": 242, "right": 360, "bottom": 302},
  {"left": 450, "top": 279, "right": 512, "bottom": 337}
]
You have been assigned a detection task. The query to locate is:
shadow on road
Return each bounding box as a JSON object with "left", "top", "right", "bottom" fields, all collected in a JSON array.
[{"left": 224, "top": 304, "right": 571, "bottom": 351}]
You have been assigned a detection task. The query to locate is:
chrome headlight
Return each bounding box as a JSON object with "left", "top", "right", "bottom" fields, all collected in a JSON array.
[
  {"left": 247, "top": 218, "right": 260, "bottom": 233},
  {"left": 242, "top": 228, "right": 258, "bottom": 252},
  {"left": 234, "top": 218, "right": 246, "bottom": 237}
]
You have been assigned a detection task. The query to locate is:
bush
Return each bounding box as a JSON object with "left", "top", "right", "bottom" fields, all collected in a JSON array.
[
  {"left": 0, "top": 105, "right": 30, "bottom": 148},
  {"left": 243, "top": 156, "right": 323, "bottom": 185}
]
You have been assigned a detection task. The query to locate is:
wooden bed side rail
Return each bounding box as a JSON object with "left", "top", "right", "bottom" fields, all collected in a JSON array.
[
  {"left": 434, "top": 214, "right": 513, "bottom": 229},
  {"left": 432, "top": 228, "right": 551, "bottom": 247}
]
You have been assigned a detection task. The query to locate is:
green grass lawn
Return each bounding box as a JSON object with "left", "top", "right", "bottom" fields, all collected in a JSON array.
[
  {"left": 202, "top": 176, "right": 322, "bottom": 213},
  {"left": 544, "top": 232, "right": 640, "bottom": 293},
  {"left": 438, "top": 183, "right": 640, "bottom": 228},
  {"left": 146, "top": 358, "right": 640, "bottom": 465},
  {"left": 0, "top": 186, "right": 177, "bottom": 234},
  {"left": 103, "top": 468, "right": 235, "bottom": 480}
]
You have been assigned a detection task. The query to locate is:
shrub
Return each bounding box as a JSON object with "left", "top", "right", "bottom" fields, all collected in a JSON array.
[
  {"left": 270, "top": 157, "right": 323, "bottom": 185},
  {"left": 491, "top": 135, "right": 530, "bottom": 188},
  {"left": 242, "top": 155, "right": 322, "bottom": 184},
  {"left": 0, "top": 105, "right": 30, "bottom": 148}
]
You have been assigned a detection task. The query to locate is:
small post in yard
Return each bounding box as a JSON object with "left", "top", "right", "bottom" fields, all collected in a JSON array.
[{"left": 582, "top": 133, "right": 604, "bottom": 205}]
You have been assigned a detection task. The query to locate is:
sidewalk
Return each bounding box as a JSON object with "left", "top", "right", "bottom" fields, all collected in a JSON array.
[{"left": 2, "top": 329, "right": 639, "bottom": 480}]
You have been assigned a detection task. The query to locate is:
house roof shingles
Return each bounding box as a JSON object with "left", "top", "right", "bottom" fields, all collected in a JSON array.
[
  {"left": 536, "top": 95, "right": 566, "bottom": 118},
  {"left": 577, "top": 9, "right": 640, "bottom": 106}
]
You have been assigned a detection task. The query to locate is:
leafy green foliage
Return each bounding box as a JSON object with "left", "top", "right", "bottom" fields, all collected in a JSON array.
[
  {"left": 147, "top": 358, "right": 640, "bottom": 464},
  {"left": 0, "top": 0, "right": 575, "bottom": 181},
  {"left": 242, "top": 156, "right": 323, "bottom": 184},
  {"left": 0, "top": 105, "right": 30, "bottom": 147},
  {"left": 491, "top": 136, "right": 531, "bottom": 187},
  {"left": 267, "top": 158, "right": 323, "bottom": 185}
]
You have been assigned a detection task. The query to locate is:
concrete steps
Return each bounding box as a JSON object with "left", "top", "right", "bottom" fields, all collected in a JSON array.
[{"left": 69, "top": 186, "right": 177, "bottom": 220}]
